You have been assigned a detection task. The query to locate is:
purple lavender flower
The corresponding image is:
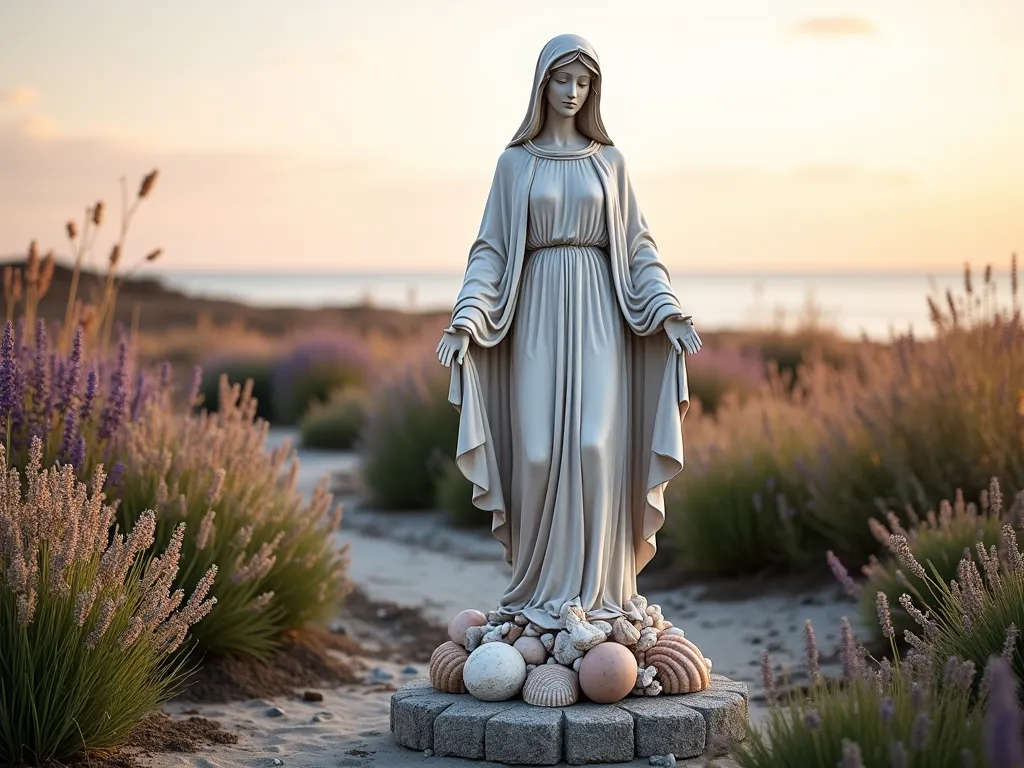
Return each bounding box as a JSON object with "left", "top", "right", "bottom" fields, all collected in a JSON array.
[
  {"left": 129, "top": 370, "right": 147, "bottom": 421},
  {"left": 159, "top": 360, "right": 173, "bottom": 389},
  {"left": 187, "top": 366, "right": 202, "bottom": 408},
  {"left": 106, "top": 461, "right": 124, "bottom": 489},
  {"left": 98, "top": 342, "right": 129, "bottom": 441},
  {"left": 59, "top": 328, "right": 84, "bottom": 414},
  {"left": 81, "top": 366, "right": 98, "bottom": 423},
  {"left": 58, "top": 406, "right": 78, "bottom": 464},
  {"left": 30, "top": 319, "right": 49, "bottom": 437},
  {"left": 879, "top": 697, "right": 895, "bottom": 725},
  {"left": 0, "top": 321, "right": 17, "bottom": 423},
  {"left": 270, "top": 330, "right": 373, "bottom": 421},
  {"left": 984, "top": 657, "right": 1024, "bottom": 768},
  {"left": 70, "top": 435, "right": 86, "bottom": 473}
]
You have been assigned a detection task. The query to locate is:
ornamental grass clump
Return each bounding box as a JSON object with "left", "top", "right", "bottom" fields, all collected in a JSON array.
[
  {"left": 0, "top": 438, "right": 215, "bottom": 765},
  {"left": 111, "top": 373, "right": 348, "bottom": 658},
  {"left": 856, "top": 488, "right": 1006, "bottom": 642}
]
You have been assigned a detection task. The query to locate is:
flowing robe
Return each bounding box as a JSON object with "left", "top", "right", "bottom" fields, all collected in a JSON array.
[{"left": 447, "top": 139, "right": 690, "bottom": 629}]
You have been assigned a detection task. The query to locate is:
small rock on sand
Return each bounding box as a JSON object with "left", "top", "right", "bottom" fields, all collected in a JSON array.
[{"left": 266, "top": 707, "right": 286, "bottom": 718}]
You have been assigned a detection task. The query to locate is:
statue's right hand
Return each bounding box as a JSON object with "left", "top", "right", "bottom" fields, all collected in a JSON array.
[{"left": 437, "top": 327, "right": 470, "bottom": 368}]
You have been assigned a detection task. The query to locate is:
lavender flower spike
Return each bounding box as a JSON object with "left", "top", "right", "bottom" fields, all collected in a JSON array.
[
  {"left": 984, "top": 656, "right": 1024, "bottom": 768},
  {"left": 0, "top": 320, "right": 16, "bottom": 422},
  {"left": 827, "top": 550, "right": 861, "bottom": 598},
  {"left": 60, "top": 328, "right": 84, "bottom": 413}
]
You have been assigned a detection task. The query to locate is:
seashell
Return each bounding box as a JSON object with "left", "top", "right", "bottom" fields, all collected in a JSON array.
[
  {"left": 646, "top": 604, "right": 662, "bottom": 618},
  {"left": 573, "top": 657, "right": 583, "bottom": 672},
  {"left": 705, "top": 657, "right": 713, "bottom": 672},
  {"left": 522, "top": 665, "right": 580, "bottom": 707},
  {"left": 514, "top": 614, "right": 529, "bottom": 626},
  {"left": 647, "top": 634, "right": 712, "bottom": 694},
  {"left": 540, "top": 633, "right": 555, "bottom": 651},
  {"left": 593, "top": 620, "right": 612, "bottom": 635},
  {"left": 636, "top": 627, "right": 659, "bottom": 653},
  {"left": 662, "top": 627, "right": 685, "bottom": 638},
  {"left": 500, "top": 622, "right": 512, "bottom": 636},
  {"left": 554, "top": 630, "right": 584, "bottom": 665},
  {"left": 429, "top": 641, "right": 469, "bottom": 694},
  {"left": 641, "top": 615, "right": 655, "bottom": 629},
  {"left": 637, "top": 665, "right": 657, "bottom": 688},
  {"left": 612, "top": 617, "right": 641, "bottom": 646},
  {"left": 644, "top": 679, "right": 663, "bottom": 697},
  {"left": 624, "top": 595, "right": 648, "bottom": 620},
  {"left": 465, "top": 625, "right": 486, "bottom": 652},
  {"left": 571, "top": 621, "right": 607, "bottom": 651},
  {"left": 506, "top": 626, "right": 524, "bottom": 644}
]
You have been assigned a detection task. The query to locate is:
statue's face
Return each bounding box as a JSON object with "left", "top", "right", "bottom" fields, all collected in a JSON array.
[{"left": 544, "top": 59, "right": 592, "bottom": 119}]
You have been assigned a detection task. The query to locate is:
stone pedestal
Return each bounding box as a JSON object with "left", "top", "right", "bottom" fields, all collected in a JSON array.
[{"left": 391, "top": 674, "right": 748, "bottom": 765}]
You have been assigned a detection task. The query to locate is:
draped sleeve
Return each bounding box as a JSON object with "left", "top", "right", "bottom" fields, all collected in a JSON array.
[
  {"left": 597, "top": 145, "right": 691, "bottom": 336},
  {"left": 449, "top": 147, "right": 533, "bottom": 348}
]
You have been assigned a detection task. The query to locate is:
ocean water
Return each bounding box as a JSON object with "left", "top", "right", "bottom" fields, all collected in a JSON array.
[{"left": 152, "top": 269, "right": 1012, "bottom": 341}]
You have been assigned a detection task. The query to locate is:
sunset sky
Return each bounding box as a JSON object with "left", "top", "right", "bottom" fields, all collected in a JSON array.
[{"left": 0, "top": 0, "right": 1021, "bottom": 274}]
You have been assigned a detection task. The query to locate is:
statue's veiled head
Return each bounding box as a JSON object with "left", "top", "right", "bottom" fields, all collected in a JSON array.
[{"left": 507, "top": 34, "right": 614, "bottom": 148}]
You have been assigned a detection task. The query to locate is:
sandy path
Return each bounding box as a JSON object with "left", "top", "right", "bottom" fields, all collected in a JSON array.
[{"left": 140, "top": 434, "right": 862, "bottom": 767}]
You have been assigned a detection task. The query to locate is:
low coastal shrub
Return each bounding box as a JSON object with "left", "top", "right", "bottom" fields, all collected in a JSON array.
[
  {"left": 112, "top": 374, "right": 349, "bottom": 658},
  {"left": 436, "top": 457, "right": 488, "bottom": 528},
  {"left": 299, "top": 389, "right": 367, "bottom": 450},
  {"left": 197, "top": 353, "right": 275, "bottom": 421},
  {"left": 683, "top": 343, "right": 765, "bottom": 414},
  {"left": 0, "top": 438, "right": 215, "bottom": 765},
  {"left": 270, "top": 331, "right": 373, "bottom": 425},
  {"left": 805, "top": 264, "right": 1024, "bottom": 565},
  {"left": 361, "top": 363, "right": 458, "bottom": 510},
  {"left": 856, "top": 489, "right": 1005, "bottom": 643},
  {"left": 662, "top": 392, "right": 824, "bottom": 574}
]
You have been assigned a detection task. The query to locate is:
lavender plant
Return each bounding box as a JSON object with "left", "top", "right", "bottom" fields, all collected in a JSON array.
[
  {"left": 111, "top": 374, "right": 349, "bottom": 658},
  {"left": 855, "top": 489, "right": 1005, "bottom": 642},
  {"left": 0, "top": 438, "right": 215, "bottom": 764},
  {"left": 0, "top": 320, "right": 152, "bottom": 482},
  {"left": 738, "top": 615, "right": 987, "bottom": 767},
  {"left": 879, "top": 480, "right": 1024, "bottom": 703}
]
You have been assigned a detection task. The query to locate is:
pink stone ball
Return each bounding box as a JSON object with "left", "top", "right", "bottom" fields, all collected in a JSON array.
[
  {"left": 578, "top": 642, "right": 637, "bottom": 704},
  {"left": 448, "top": 609, "right": 488, "bottom": 647}
]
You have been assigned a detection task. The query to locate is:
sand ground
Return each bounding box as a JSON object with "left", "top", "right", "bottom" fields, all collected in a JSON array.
[{"left": 139, "top": 432, "right": 862, "bottom": 768}]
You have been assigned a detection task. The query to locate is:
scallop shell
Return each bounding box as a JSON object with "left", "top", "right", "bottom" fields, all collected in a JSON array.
[
  {"left": 522, "top": 664, "right": 581, "bottom": 707},
  {"left": 430, "top": 641, "right": 469, "bottom": 694},
  {"left": 646, "top": 634, "right": 711, "bottom": 694}
]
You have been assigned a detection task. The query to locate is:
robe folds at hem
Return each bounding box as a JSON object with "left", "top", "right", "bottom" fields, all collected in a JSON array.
[{"left": 446, "top": 141, "right": 691, "bottom": 609}]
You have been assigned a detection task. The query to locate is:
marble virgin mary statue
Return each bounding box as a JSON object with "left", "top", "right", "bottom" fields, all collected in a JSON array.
[{"left": 437, "top": 34, "right": 702, "bottom": 632}]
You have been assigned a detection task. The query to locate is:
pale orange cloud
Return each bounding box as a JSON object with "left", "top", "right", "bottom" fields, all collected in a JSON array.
[
  {"left": 790, "top": 16, "right": 880, "bottom": 38},
  {"left": 0, "top": 85, "right": 40, "bottom": 106}
]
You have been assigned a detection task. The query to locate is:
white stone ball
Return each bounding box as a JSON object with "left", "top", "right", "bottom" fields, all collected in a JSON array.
[{"left": 463, "top": 642, "right": 528, "bottom": 701}]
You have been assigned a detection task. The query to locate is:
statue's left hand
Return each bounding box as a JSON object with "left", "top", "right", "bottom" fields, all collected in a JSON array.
[{"left": 664, "top": 316, "right": 701, "bottom": 355}]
